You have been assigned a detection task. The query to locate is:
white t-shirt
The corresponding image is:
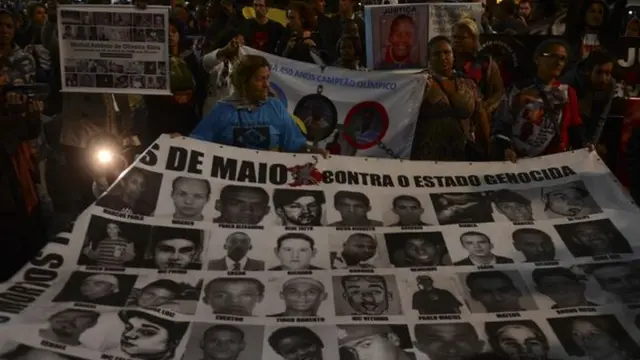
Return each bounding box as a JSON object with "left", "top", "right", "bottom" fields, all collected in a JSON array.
[{"left": 581, "top": 33, "right": 601, "bottom": 58}]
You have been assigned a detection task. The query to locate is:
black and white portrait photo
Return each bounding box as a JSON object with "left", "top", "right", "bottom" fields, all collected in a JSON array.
[
  {"left": 531, "top": 267, "right": 599, "bottom": 309},
  {"left": 78, "top": 215, "right": 149, "bottom": 267},
  {"left": 540, "top": 181, "right": 602, "bottom": 218},
  {"left": 182, "top": 323, "right": 264, "bottom": 360},
  {"left": 267, "top": 277, "right": 329, "bottom": 317},
  {"left": 430, "top": 192, "right": 494, "bottom": 225},
  {"left": 169, "top": 176, "right": 211, "bottom": 221},
  {"left": 385, "top": 194, "right": 433, "bottom": 226},
  {"left": 329, "top": 190, "right": 383, "bottom": 226},
  {"left": 272, "top": 188, "right": 326, "bottom": 226},
  {"left": 138, "top": 226, "right": 205, "bottom": 270},
  {"left": 462, "top": 270, "right": 537, "bottom": 313},
  {"left": 38, "top": 308, "right": 100, "bottom": 346},
  {"left": 548, "top": 315, "right": 640, "bottom": 360},
  {"left": 95, "top": 167, "right": 163, "bottom": 216},
  {"left": 270, "top": 233, "right": 325, "bottom": 270},
  {"left": 126, "top": 277, "right": 202, "bottom": 315},
  {"left": 490, "top": 189, "right": 535, "bottom": 222},
  {"left": 414, "top": 323, "right": 486, "bottom": 360},
  {"left": 213, "top": 185, "right": 270, "bottom": 225},
  {"left": 385, "top": 232, "right": 452, "bottom": 267},
  {"left": 333, "top": 275, "right": 402, "bottom": 316},
  {"left": 114, "top": 310, "right": 189, "bottom": 360},
  {"left": 412, "top": 275, "right": 463, "bottom": 315},
  {"left": 201, "top": 277, "right": 265, "bottom": 316},
  {"left": 554, "top": 219, "right": 633, "bottom": 257},
  {"left": 453, "top": 231, "right": 515, "bottom": 266},
  {"left": 330, "top": 233, "right": 389, "bottom": 269},
  {"left": 512, "top": 228, "right": 557, "bottom": 262},
  {"left": 337, "top": 325, "right": 416, "bottom": 360},
  {"left": 484, "top": 320, "right": 561, "bottom": 360},
  {"left": 266, "top": 326, "right": 332, "bottom": 360},
  {"left": 581, "top": 260, "right": 640, "bottom": 304},
  {"left": 0, "top": 343, "right": 84, "bottom": 360},
  {"left": 208, "top": 231, "right": 265, "bottom": 271},
  {"left": 53, "top": 271, "right": 137, "bottom": 307}
]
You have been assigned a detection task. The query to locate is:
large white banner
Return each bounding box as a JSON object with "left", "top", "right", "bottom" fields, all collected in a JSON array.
[
  {"left": 244, "top": 47, "right": 426, "bottom": 159},
  {"left": 58, "top": 4, "right": 171, "bottom": 95},
  {"left": 2, "top": 136, "right": 640, "bottom": 360}
]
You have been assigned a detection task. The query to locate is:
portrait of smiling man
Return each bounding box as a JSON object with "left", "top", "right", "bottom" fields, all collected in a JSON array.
[
  {"left": 273, "top": 189, "right": 325, "bottom": 226},
  {"left": 269, "top": 277, "right": 328, "bottom": 317}
]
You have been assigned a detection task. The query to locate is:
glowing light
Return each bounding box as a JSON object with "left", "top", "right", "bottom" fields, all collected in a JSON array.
[{"left": 96, "top": 149, "right": 114, "bottom": 165}]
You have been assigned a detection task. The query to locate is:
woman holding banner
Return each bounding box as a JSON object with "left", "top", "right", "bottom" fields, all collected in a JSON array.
[
  {"left": 453, "top": 17, "right": 504, "bottom": 116},
  {"left": 410, "top": 36, "right": 489, "bottom": 162}
]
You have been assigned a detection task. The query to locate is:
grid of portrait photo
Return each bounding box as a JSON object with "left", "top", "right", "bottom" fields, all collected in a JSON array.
[
  {"left": 59, "top": 7, "right": 168, "bottom": 92},
  {"left": 4, "top": 150, "right": 640, "bottom": 360}
]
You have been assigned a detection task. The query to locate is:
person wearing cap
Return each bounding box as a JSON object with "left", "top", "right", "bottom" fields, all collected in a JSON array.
[
  {"left": 412, "top": 275, "right": 462, "bottom": 315},
  {"left": 268, "top": 277, "right": 327, "bottom": 317},
  {"left": 491, "top": 189, "right": 534, "bottom": 222},
  {"left": 268, "top": 326, "right": 325, "bottom": 360},
  {"left": 541, "top": 182, "right": 601, "bottom": 218},
  {"left": 117, "top": 309, "right": 189, "bottom": 360},
  {"left": 337, "top": 325, "right": 416, "bottom": 360},
  {"left": 39, "top": 309, "right": 100, "bottom": 346}
]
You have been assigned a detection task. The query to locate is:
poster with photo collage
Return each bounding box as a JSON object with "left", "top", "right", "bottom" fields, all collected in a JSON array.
[
  {"left": 1, "top": 135, "right": 640, "bottom": 360},
  {"left": 58, "top": 4, "right": 171, "bottom": 95}
]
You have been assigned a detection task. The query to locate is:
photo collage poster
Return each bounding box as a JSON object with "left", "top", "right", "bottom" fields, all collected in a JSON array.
[
  {"left": 1, "top": 135, "right": 640, "bottom": 360},
  {"left": 58, "top": 4, "right": 171, "bottom": 95}
]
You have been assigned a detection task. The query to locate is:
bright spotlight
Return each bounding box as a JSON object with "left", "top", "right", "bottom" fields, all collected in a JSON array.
[{"left": 96, "top": 149, "right": 114, "bottom": 165}]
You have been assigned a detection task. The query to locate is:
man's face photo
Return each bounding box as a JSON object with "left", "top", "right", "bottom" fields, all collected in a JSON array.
[
  {"left": 392, "top": 198, "right": 424, "bottom": 224},
  {"left": 225, "top": 233, "right": 252, "bottom": 261},
  {"left": 572, "top": 224, "right": 612, "bottom": 254},
  {"left": 495, "top": 324, "right": 547, "bottom": 360},
  {"left": 48, "top": 310, "right": 96, "bottom": 341},
  {"left": 514, "top": 232, "right": 555, "bottom": 262},
  {"left": 461, "top": 234, "right": 492, "bottom": 258},
  {"left": 342, "top": 331, "right": 401, "bottom": 360},
  {"left": 172, "top": 178, "right": 210, "bottom": 219},
  {"left": 404, "top": 238, "right": 438, "bottom": 266},
  {"left": 414, "top": 324, "right": 484, "bottom": 360},
  {"left": 389, "top": 18, "right": 415, "bottom": 60},
  {"left": 154, "top": 238, "right": 197, "bottom": 269},
  {"left": 335, "top": 197, "right": 369, "bottom": 224},
  {"left": 469, "top": 276, "right": 522, "bottom": 312},
  {"left": 138, "top": 286, "right": 177, "bottom": 308},
  {"left": 536, "top": 274, "right": 586, "bottom": 308},
  {"left": 546, "top": 189, "right": 586, "bottom": 216},
  {"left": 281, "top": 279, "right": 327, "bottom": 314},
  {"left": 121, "top": 171, "right": 146, "bottom": 202},
  {"left": 343, "top": 234, "right": 377, "bottom": 263},
  {"left": 204, "top": 279, "right": 263, "bottom": 316},
  {"left": 275, "top": 238, "right": 316, "bottom": 270},
  {"left": 274, "top": 333, "right": 323, "bottom": 360},
  {"left": 590, "top": 264, "right": 640, "bottom": 303},
  {"left": 496, "top": 200, "right": 533, "bottom": 222},
  {"left": 570, "top": 319, "right": 620, "bottom": 359},
  {"left": 342, "top": 276, "right": 391, "bottom": 315},
  {"left": 277, "top": 195, "right": 322, "bottom": 226},
  {"left": 121, "top": 316, "right": 170, "bottom": 357},
  {"left": 201, "top": 327, "right": 245, "bottom": 360},
  {"left": 81, "top": 275, "right": 118, "bottom": 299},
  {"left": 216, "top": 189, "right": 270, "bottom": 224}
]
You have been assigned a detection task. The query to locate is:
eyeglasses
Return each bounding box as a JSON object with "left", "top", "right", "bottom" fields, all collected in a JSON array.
[{"left": 542, "top": 52, "right": 568, "bottom": 63}]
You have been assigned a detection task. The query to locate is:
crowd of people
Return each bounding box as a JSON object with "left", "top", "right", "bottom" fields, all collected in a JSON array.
[{"left": 0, "top": 0, "right": 639, "bottom": 281}]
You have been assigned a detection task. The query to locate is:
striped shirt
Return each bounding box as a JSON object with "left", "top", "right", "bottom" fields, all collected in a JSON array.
[{"left": 94, "top": 237, "right": 133, "bottom": 266}]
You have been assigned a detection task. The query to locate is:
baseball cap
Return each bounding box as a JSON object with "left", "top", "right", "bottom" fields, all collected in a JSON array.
[
  {"left": 282, "top": 277, "right": 325, "bottom": 291},
  {"left": 337, "top": 325, "right": 392, "bottom": 346}
]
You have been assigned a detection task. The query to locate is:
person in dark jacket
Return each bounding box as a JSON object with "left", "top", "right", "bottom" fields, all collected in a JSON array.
[
  {"left": 564, "top": 0, "right": 627, "bottom": 63},
  {"left": 560, "top": 50, "right": 615, "bottom": 152},
  {"left": 276, "top": 1, "right": 327, "bottom": 64}
]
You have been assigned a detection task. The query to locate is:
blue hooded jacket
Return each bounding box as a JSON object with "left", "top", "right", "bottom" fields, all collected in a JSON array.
[{"left": 190, "top": 95, "right": 307, "bottom": 152}]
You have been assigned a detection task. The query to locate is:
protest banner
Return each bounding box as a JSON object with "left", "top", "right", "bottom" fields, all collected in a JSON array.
[
  {"left": 244, "top": 47, "right": 427, "bottom": 159},
  {"left": 1, "top": 135, "right": 640, "bottom": 360},
  {"left": 58, "top": 4, "right": 171, "bottom": 95},
  {"left": 365, "top": 2, "right": 482, "bottom": 69}
]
